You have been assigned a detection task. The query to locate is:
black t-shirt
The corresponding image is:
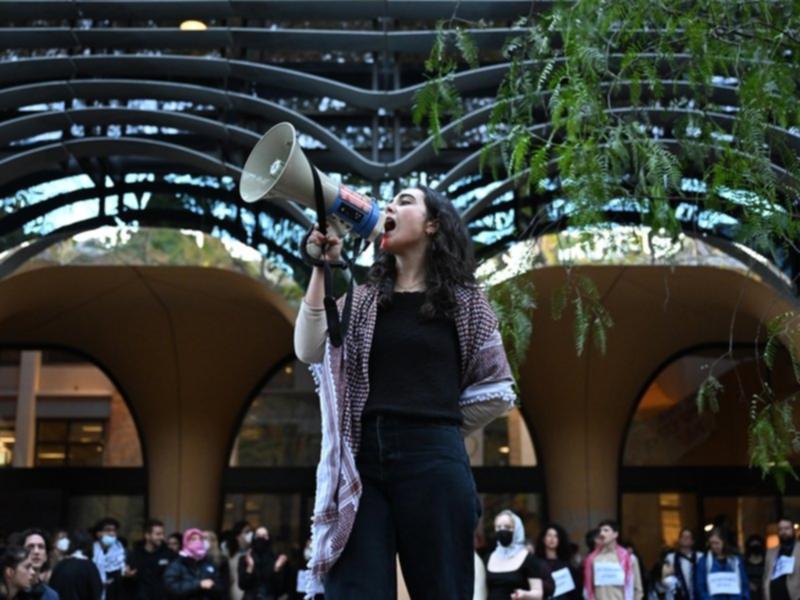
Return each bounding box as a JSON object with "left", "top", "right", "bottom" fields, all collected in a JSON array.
[
  {"left": 127, "top": 542, "right": 177, "bottom": 600},
  {"left": 542, "top": 557, "right": 581, "bottom": 599},
  {"left": 486, "top": 553, "right": 549, "bottom": 600},
  {"left": 769, "top": 541, "right": 795, "bottom": 600},
  {"left": 364, "top": 291, "right": 461, "bottom": 423}
]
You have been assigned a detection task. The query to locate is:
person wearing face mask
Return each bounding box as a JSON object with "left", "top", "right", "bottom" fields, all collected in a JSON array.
[
  {"left": 295, "top": 186, "right": 515, "bottom": 599},
  {"left": 236, "top": 526, "right": 288, "bottom": 600},
  {"left": 226, "top": 522, "right": 252, "bottom": 600},
  {"left": 743, "top": 536, "right": 764, "bottom": 600},
  {"left": 20, "top": 529, "right": 58, "bottom": 599},
  {"left": 50, "top": 530, "right": 103, "bottom": 600},
  {"left": 164, "top": 529, "right": 223, "bottom": 599},
  {"left": 125, "top": 519, "right": 175, "bottom": 600},
  {"left": 49, "top": 531, "right": 70, "bottom": 574},
  {"left": 534, "top": 523, "right": 581, "bottom": 599},
  {"left": 763, "top": 517, "right": 800, "bottom": 600},
  {"left": 90, "top": 519, "right": 125, "bottom": 600},
  {"left": 1, "top": 546, "right": 37, "bottom": 600},
  {"left": 485, "top": 510, "right": 552, "bottom": 600}
]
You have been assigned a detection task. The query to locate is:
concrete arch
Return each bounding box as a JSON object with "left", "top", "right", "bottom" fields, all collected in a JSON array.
[
  {"left": 0, "top": 265, "right": 296, "bottom": 530},
  {"left": 512, "top": 263, "right": 800, "bottom": 542}
]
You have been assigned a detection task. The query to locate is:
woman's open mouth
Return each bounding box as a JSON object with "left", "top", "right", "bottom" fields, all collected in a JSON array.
[{"left": 384, "top": 217, "right": 396, "bottom": 233}]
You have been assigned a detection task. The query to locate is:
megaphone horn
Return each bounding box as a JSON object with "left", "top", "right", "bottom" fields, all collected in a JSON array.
[{"left": 239, "top": 122, "right": 385, "bottom": 242}]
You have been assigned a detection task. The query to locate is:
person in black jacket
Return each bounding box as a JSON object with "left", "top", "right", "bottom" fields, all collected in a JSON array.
[
  {"left": 49, "top": 530, "right": 102, "bottom": 600},
  {"left": 125, "top": 520, "right": 175, "bottom": 600},
  {"left": 164, "top": 529, "right": 223, "bottom": 600},
  {"left": 236, "top": 527, "right": 288, "bottom": 600}
]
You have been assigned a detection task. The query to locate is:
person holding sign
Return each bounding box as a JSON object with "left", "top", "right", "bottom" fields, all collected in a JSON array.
[
  {"left": 663, "top": 528, "right": 703, "bottom": 600},
  {"left": 762, "top": 517, "right": 800, "bottom": 600},
  {"left": 485, "top": 510, "right": 553, "bottom": 600},
  {"left": 583, "top": 520, "right": 643, "bottom": 600},
  {"left": 534, "top": 523, "right": 581, "bottom": 599},
  {"left": 695, "top": 527, "right": 749, "bottom": 600}
]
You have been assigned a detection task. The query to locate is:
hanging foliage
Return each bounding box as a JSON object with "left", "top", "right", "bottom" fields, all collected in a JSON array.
[{"left": 416, "top": 0, "right": 800, "bottom": 482}]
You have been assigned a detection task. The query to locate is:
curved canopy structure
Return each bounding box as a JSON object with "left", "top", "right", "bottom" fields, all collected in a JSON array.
[{"left": 0, "top": 0, "right": 797, "bottom": 285}]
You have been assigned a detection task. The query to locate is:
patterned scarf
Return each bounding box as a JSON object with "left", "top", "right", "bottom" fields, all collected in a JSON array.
[
  {"left": 93, "top": 539, "right": 126, "bottom": 600},
  {"left": 305, "top": 283, "right": 516, "bottom": 596}
]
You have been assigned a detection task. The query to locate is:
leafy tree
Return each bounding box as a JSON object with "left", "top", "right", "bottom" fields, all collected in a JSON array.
[{"left": 417, "top": 0, "right": 800, "bottom": 485}]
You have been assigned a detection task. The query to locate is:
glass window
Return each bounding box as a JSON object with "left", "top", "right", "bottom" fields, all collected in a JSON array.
[
  {"left": 2, "top": 349, "right": 144, "bottom": 468},
  {"left": 67, "top": 495, "right": 146, "bottom": 542},
  {"left": 465, "top": 408, "right": 537, "bottom": 467},
  {"left": 702, "top": 496, "right": 777, "bottom": 550},
  {"left": 221, "top": 493, "right": 310, "bottom": 553},
  {"left": 622, "top": 493, "right": 698, "bottom": 568},
  {"left": 0, "top": 419, "right": 14, "bottom": 465},
  {"left": 624, "top": 350, "right": 767, "bottom": 467},
  {"left": 36, "top": 419, "right": 105, "bottom": 466},
  {"left": 230, "top": 361, "right": 321, "bottom": 467}
]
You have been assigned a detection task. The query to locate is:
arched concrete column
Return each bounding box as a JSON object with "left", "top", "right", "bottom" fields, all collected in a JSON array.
[
  {"left": 0, "top": 265, "right": 295, "bottom": 530},
  {"left": 516, "top": 265, "right": 799, "bottom": 542}
]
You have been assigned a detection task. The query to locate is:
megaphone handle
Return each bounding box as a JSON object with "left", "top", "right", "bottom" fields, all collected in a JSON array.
[{"left": 304, "top": 152, "right": 353, "bottom": 348}]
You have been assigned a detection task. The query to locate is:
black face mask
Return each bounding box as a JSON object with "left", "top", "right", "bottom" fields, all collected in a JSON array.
[
  {"left": 496, "top": 530, "right": 514, "bottom": 547},
  {"left": 251, "top": 538, "right": 272, "bottom": 555}
]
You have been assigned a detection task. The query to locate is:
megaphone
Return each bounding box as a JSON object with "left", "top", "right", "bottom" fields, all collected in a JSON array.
[{"left": 240, "top": 122, "right": 385, "bottom": 242}]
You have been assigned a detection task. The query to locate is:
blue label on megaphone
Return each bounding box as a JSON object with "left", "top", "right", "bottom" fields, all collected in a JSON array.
[{"left": 329, "top": 186, "right": 381, "bottom": 239}]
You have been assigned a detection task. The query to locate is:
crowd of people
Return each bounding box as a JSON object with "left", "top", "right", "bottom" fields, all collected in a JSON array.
[
  {"left": 0, "top": 518, "right": 305, "bottom": 600},
  {"left": 2, "top": 511, "right": 799, "bottom": 599},
  {"left": 477, "top": 513, "right": 800, "bottom": 600}
]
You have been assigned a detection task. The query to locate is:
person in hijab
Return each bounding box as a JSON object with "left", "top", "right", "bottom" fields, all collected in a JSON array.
[
  {"left": 164, "top": 529, "right": 223, "bottom": 600},
  {"left": 485, "top": 510, "right": 552, "bottom": 600},
  {"left": 695, "top": 527, "right": 749, "bottom": 600},
  {"left": 50, "top": 530, "right": 103, "bottom": 600},
  {"left": 237, "top": 526, "right": 288, "bottom": 600},
  {"left": 535, "top": 522, "right": 581, "bottom": 599}
]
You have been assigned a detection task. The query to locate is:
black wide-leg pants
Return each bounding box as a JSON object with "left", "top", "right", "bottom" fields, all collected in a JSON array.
[{"left": 325, "top": 415, "right": 480, "bottom": 600}]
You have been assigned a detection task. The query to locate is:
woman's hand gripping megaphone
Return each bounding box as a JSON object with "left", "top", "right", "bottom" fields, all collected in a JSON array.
[{"left": 305, "top": 225, "right": 342, "bottom": 263}]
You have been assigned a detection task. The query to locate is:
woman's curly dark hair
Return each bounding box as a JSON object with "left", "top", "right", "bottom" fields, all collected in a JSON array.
[
  {"left": 367, "top": 186, "right": 476, "bottom": 319},
  {"left": 534, "top": 523, "right": 572, "bottom": 563}
]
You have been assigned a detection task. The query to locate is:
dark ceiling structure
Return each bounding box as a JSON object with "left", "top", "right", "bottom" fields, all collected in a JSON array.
[{"left": 0, "top": 1, "right": 797, "bottom": 287}]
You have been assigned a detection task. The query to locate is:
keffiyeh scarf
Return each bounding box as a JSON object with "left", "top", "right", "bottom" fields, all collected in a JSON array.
[{"left": 305, "top": 284, "right": 516, "bottom": 596}]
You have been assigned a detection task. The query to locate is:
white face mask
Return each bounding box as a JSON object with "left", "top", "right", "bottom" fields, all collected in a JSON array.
[
  {"left": 56, "top": 537, "right": 71, "bottom": 553},
  {"left": 244, "top": 532, "right": 253, "bottom": 546},
  {"left": 203, "top": 540, "right": 211, "bottom": 552}
]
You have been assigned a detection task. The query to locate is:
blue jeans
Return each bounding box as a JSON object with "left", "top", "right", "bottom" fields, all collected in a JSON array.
[{"left": 325, "top": 415, "right": 480, "bottom": 599}]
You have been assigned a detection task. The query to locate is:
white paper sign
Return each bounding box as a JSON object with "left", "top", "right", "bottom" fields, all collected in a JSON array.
[
  {"left": 296, "top": 569, "right": 324, "bottom": 594},
  {"left": 594, "top": 561, "right": 625, "bottom": 587},
  {"left": 772, "top": 555, "right": 796, "bottom": 580},
  {"left": 707, "top": 572, "right": 740, "bottom": 596},
  {"left": 552, "top": 567, "right": 576, "bottom": 597}
]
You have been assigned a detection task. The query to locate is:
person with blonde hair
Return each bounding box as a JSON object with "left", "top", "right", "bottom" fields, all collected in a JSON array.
[{"left": 485, "top": 510, "right": 552, "bottom": 600}]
